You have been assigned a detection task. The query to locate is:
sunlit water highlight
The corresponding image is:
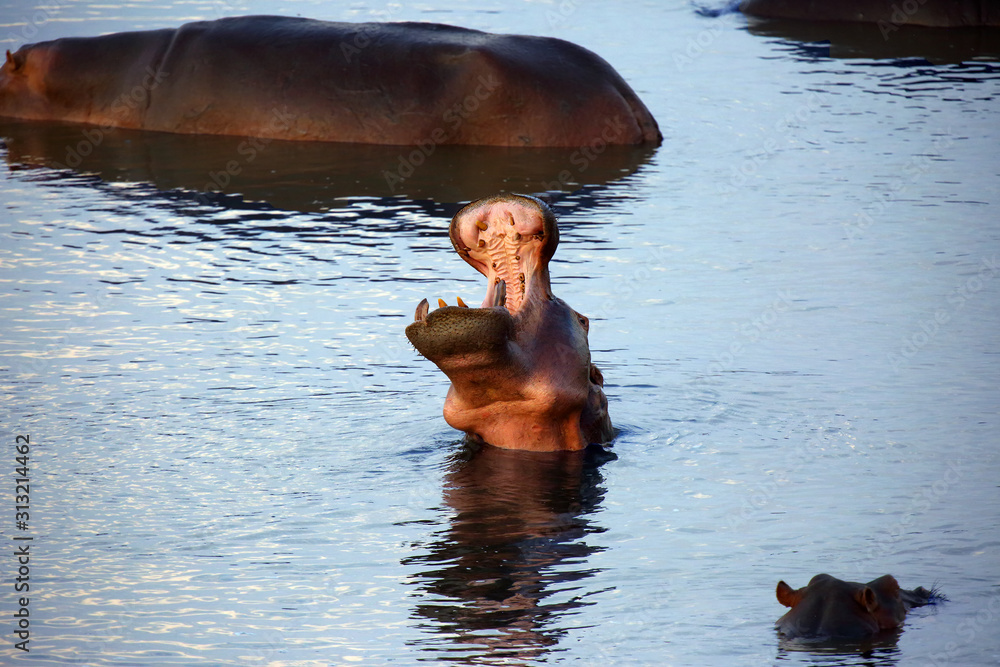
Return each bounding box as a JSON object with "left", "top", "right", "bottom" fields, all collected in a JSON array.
[{"left": 1, "top": 1, "right": 999, "bottom": 665}]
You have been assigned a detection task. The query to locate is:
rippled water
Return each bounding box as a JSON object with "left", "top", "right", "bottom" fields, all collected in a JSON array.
[{"left": 2, "top": 1, "right": 999, "bottom": 665}]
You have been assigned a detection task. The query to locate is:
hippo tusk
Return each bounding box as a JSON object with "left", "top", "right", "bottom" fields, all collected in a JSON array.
[
  {"left": 456, "top": 296, "right": 468, "bottom": 308},
  {"left": 414, "top": 298, "right": 429, "bottom": 322},
  {"left": 492, "top": 279, "right": 506, "bottom": 308}
]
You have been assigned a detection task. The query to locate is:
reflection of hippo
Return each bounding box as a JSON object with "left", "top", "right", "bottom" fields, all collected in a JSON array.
[
  {"left": 0, "top": 15, "right": 661, "bottom": 148},
  {"left": 775, "top": 574, "right": 940, "bottom": 640},
  {"left": 740, "top": 0, "right": 1000, "bottom": 27},
  {"left": 405, "top": 194, "right": 614, "bottom": 451},
  {"left": 404, "top": 443, "right": 613, "bottom": 660}
]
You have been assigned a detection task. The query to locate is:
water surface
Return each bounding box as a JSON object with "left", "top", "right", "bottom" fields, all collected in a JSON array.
[{"left": 1, "top": 1, "right": 998, "bottom": 665}]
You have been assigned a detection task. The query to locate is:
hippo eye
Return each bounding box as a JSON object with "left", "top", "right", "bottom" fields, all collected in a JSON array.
[{"left": 577, "top": 314, "right": 589, "bottom": 331}]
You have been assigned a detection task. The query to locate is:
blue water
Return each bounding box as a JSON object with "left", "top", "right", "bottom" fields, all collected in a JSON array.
[{"left": 1, "top": 1, "right": 999, "bottom": 665}]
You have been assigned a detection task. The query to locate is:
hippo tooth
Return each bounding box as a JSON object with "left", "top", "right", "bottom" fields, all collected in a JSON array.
[
  {"left": 437, "top": 298, "right": 447, "bottom": 308},
  {"left": 456, "top": 296, "right": 468, "bottom": 308},
  {"left": 476, "top": 220, "right": 488, "bottom": 231},
  {"left": 414, "top": 298, "right": 429, "bottom": 322},
  {"left": 477, "top": 239, "right": 486, "bottom": 248}
]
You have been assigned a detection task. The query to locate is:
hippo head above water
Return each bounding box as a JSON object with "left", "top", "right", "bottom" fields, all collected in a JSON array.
[
  {"left": 405, "top": 194, "right": 614, "bottom": 452},
  {"left": 775, "top": 573, "right": 939, "bottom": 641}
]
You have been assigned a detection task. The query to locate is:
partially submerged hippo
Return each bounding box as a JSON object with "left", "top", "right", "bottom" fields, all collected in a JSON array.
[
  {"left": 0, "top": 15, "right": 661, "bottom": 148},
  {"left": 740, "top": 0, "right": 1000, "bottom": 27},
  {"left": 405, "top": 194, "right": 614, "bottom": 451},
  {"left": 775, "top": 573, "right": 940, "bottom": 641}
]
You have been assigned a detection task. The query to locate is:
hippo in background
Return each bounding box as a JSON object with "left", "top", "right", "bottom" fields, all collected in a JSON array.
[
  {"left": 775, "top": 574, "right": 942, "bottom": 641},
  {"left": 405, "top": 193, "right": 614, "bottom": 452},
  {"left": 0, "top": 15, "right": 661, "bottom": 148},
  {"left": 739, "top": 0, "right": 1000, "bottom": 27}
]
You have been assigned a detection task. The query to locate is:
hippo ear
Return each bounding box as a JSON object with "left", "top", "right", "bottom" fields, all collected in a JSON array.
[
  {"left": 872, "top": 574, "right": 900, "bottom": 595},
  {"left": 856, "top": 586, "right": 879, "bottom": 613},
  {"left": 776, "top": 581, "right": 803, "bottom": 608},
  {"left": 5, "top": 49, "right": 23, "bottom": 73}
]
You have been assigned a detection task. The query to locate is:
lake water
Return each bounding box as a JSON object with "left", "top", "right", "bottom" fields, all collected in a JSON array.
[{"left": 1, "top": 1, "right": 999, "bottom": 665}]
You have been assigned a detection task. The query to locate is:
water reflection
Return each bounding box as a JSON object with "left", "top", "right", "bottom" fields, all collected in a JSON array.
[
  {"left": 404, "top": 443, "right": 616, "bottom": 664},
  {"left": 776, "top": 630, "right": 903, "bottom": 666},
  {"left": 0, "top": 118, "right": 658, "bottom": 211},
  {"left": 745, "top": 17, "right": 1000, "bottom": 63}
]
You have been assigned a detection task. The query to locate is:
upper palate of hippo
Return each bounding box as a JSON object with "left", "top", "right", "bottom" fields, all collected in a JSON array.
[{"left": 408, "top": 195, "right": 559, "bottom": 365}]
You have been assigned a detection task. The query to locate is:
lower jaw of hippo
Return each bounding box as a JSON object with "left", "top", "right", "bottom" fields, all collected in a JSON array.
[{"left": 404, "top": 299, "right": 514, "bottom": 366}]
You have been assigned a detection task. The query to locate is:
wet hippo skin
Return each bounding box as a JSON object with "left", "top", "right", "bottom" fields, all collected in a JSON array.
[
  {"left": 405, "top": 194, "right": 615, "bottom": 451},
  {"left": 0, "top": 15, "right": 661, "bottom": 147},
  {"left": 739, "top": 0, "right": 1000, "bottom": 27},
  {"left": 775, "top": 573, "right": 940, "bottom": 640}
]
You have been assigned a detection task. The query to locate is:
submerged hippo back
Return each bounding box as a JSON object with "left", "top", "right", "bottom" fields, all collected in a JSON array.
[
  {"left": 148, "top": 16, "right": 659, "bottom": 145},
  {"left": 2, "top": 15, "right": 660, "bottom": 147}
]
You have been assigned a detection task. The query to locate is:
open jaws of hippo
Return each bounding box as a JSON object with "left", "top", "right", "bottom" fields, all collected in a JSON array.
[{"left": 405, "top": 194, "right": 614, "bottom": 452}]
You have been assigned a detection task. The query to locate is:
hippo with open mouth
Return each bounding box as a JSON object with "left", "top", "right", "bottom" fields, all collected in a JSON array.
[{"left": 405, "top": 194, "right": 614, "bottom": 451}]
